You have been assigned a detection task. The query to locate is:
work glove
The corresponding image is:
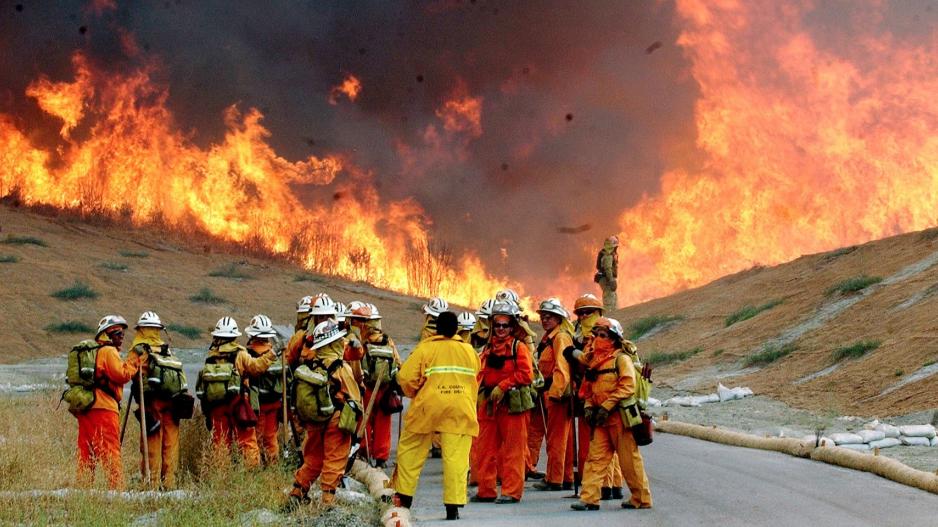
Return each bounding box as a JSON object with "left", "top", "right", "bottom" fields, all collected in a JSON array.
[
  {"left": 562, "top": 346, "right": 581, "bottom": 365},
  {"left": 583, "top": 406, "right": 595, "bottom": 425},
  {"left": 591, "top": 407, "right": 610, "bottom": 428},
  {"left": 489, "top": 386, "right": 505, "bottom": 404},
  {"left": 641, "top": 363, "right": 654, "bottom": 383}
]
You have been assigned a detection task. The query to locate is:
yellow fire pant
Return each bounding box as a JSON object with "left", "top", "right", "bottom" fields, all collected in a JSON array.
[
  {"left": 392, "top": 430, "right": 472, "bottom": 505},
  {"left": 580, "top": 412, "right": 652, "bottom": 507}
]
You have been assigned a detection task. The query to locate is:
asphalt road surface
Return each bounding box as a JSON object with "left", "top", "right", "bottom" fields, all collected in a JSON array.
[{"left": 397, "top": 432, "right": 938, "bottom": 527}]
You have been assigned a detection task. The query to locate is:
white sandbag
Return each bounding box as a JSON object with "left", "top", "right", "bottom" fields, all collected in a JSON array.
[
  {"left": 857, "top": 430, "right": 885, "bottom": 443},
  {"left": 645, "top": 397, "right": 661, "bottom": 407},
  {"left": 829, "top": 433, "right": 864, "bottom": 445},
  {"left": 838, "top": 443, "right": 871, "bottom": 452},
  {"left": 898, "top": 425, "right": 936, "bottom": 438},
  {"left": 803, "top": 435, "right": 836, "bottom": 447},
  {"left": 703, "top": 393, "right": 720, "bottom": 403},
  {"left": 900, "top": 436, "right": 932, "bottom": 446},
  {"left": 665, "top": 396, "right": 701, "bottom": 407},
  {"left": 863, "top": 419, "right": 881, "bottom": 430},
  {"left": 875, "top": 423, "right": 901, "bottom": 438},
  {"left": 817, "top": 437, "right": 837, "bottom": 447},
  {"left": 717, "top": 383, "right": 734, "bottom": 402},
  {"left": 868, "top": 437, "right": 901, "bottom": 449},
  {"left": 733, "top": 387, "right": 754, "bottom": 398},
  {"left": 931, "top": 437, "right": 938, "bottom": 447}
]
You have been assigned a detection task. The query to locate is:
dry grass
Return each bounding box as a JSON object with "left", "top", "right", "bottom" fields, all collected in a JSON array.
[{"left": 0, "top": 393, "right": 380, "bottom": 525}]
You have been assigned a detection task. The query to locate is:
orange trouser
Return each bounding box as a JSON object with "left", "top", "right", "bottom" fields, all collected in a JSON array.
[
  {"left": 77, "top": 409, "right": 123, "bottom": 490},
  {"left": 474, "top": 405, "right": 527, "bottom": 500},
  {"left": 258, "top": 401, "right": 282, "bottom": 465},
  {"left": 208, "top": 402, "right": 261, "bottom": 468},
  {"left": 362, "top": 386, "right": 392, "bottom": 461},
  {"left": 526, "top": 399, "right": 546, "bottom": 473},
  {"left": 293, "top": 413, "right": 351, "bottom": 494},
  {"left": 543, "top": 398, "right": 572, "bottom": 484},
  {"left": 141, "top": 399, "right": 179, "bottom": 488},
  {"left": 606, "top": 454, "right": 623, "bottom": 487},
  {"left": 580, "top": 412, "right": 652, "bottom": 506}
]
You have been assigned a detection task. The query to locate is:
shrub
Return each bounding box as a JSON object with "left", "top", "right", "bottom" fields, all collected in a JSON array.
[
  {"left": 646, "top": 347, "right": 702, "bottom": 367},
  {"left": 119, "top": 250, "right": 149, "bottom": 258},
  {"left": 744, "top": 342, "right": 797, "bottom": 367},
  {"left": 51, "top": 281, "right": 98, "bottom": 300},
  {"left": 0, "top": 235, "right": 47, "bottom": 247},
  {"left": 208, "top": 263, "right": 253, "bottom": 280},
  {"left": 831, "top": 340, "right": 880, "bottom": 362},
  {"left": 168, "top": 323, "right": 203, "bottom": 339},
  {"left": 189, "top": 288, "right": 226, "bottom": 304},
  {"left": 825, "top": 275, "right": 882, "bottom": 296},
  {"left": 0, "top": 254, "right": 19, "bottom": 263},
  {"left": 293, "top": 272, "right": 323, "bottom": 283},
  {"left": 99, "top": 261, "right": 128, "bottom": 271},
  {"left": 895, "top": 369, "right": 904, "bottom": 377},
  {"left": 628, "top": 315, "right": 683, "bottom": 340},
  {"left": 724, "top": 299, "right": 783, "bottom": 327},
  {"left": 44, "top": 321, "right": 94, "bottom": 333}
]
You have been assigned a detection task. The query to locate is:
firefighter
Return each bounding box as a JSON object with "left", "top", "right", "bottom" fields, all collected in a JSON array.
[
  {"left": 391, "top": 311, "right": 481, "bottom": 521},
  {"left": 594, "top": 236, "right": 619, "bottom": 312},
  {"left": 350, "top": 303, "right": 401, "bottom": 469},
  {"left": 567, "top": 318, "right": 652, "bottom": 511},
  {"left": 420, "top": 297, "right": 448, "bottom": 341},
  {"left": 245, "top": 314, "right": 287, "bottom": 466},
  {"left": 197, "top": 317, "right": 277, "bottom": 469},
  {"left": 457, "top": 312, "right": 476, "bottom": 343},
  {"left": 471, "top": 302, "right": 534, "bottom": 504},
  {"left": 471, "top": 299, "right": 496, "bottom": 349},
  {"left": 76, "top": 315, "right": 139, "bottom": 490},
  {"left": 286, "top": 320, "right": 362, "bottom": 509},
  {"left": 128, "top": 311, "right": 184, "bottom": 489},
  {"left": 531, "top": 299, "right": 576, "bottom": 491}
]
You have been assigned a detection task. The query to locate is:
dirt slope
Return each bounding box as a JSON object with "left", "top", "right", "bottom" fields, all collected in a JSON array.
[
  {"left": 611, "top": 229, "right": 938, "bottom": 417},
  {"left": 0, "top": 205, "right": 429, "bottom": 363}
]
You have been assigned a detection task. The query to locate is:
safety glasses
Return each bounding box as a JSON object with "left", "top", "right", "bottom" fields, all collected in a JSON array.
[
  {"left": 592, "top": 331, "right": 610, "bottom": 339},
  {"left": 492, "top": 323, "right": 512, "bottom": 329}
]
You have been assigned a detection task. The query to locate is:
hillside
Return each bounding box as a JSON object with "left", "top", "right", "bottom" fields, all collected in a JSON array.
[
  {"left": 613, "top": 228, "right": 938, "bottom": 417},
  {"left": 0, "top": 205, "right": 429, "bottom": 363}
]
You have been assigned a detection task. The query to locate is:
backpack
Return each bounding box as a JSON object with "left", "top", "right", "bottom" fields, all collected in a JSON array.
[
  {"left": 293, "top": 360, "right": 336, "bottom": 423},
  {"left": 62, "top": 340, "right": 103, "bottom": 414},
  {"left": 139, "top": 344, "right": 187, "bottom": 400},
  {"left": 363, "top": 338, "right": 395, "bottom": 385},
  {"left": 196, "top": 349, "right": 241, "bottom": 405},
  {"left": 256, "top": 361, "right": 290, "bottom": 404}
]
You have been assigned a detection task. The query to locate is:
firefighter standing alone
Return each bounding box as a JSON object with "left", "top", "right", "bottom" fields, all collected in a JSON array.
[{"left": 594, "top": 236, "right": 619, "bottom": 312}]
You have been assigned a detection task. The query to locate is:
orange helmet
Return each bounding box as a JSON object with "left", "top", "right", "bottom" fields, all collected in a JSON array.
[{"left": 573, "top": 293, "right": 603, "bottom": 314}]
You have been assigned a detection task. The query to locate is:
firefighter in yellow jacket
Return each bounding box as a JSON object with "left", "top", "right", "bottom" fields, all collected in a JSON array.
[
  {"left": 286, "top": 320, "right": 363, "bottom": 508},
  {"left": 567, "top": 317, "right": 652, "bottom": 511},
  {"left": 392, "top": 311, "right": 481, "bottom": 521},
  {"left": 595, "top": 236, "right": 619, "bottom": 312}
]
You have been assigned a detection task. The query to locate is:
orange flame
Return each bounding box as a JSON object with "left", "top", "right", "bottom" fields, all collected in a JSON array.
[
  {"left": 435, "top": 93, "right": 483, "bottom": 138},
  {"left": 614, "top": 0, "right": 938, "bottom": 305},
  {"left": 329, "top": 74, "right": 362, "bottom": 105},
  {"left": 0, "top": 53, "right": 519, "bottom": 308}
]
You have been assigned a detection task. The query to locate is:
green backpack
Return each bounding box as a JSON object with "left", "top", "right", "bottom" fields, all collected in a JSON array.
[
  {"left": 293, "top": 362, "right": 335, "bottom": 423},
  {"left": 140, "top": 344, "right": 187, "bottom": 399},
  {"left": 364, "top": 343, "right": 395, "bottom": 385},
  {"left": 62, "top": 340, "right": 103, "bottom": 414},
  {"left": 256, "top": 361, "right": 290, "bottom": 404},
  {"left": 196, "top": 354, "right": 241, "bottom": 405}
]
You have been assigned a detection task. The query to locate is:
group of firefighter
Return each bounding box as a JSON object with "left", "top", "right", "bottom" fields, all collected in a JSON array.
[{"left": 71, "top": 275, "right": 654, "bottom": 519}]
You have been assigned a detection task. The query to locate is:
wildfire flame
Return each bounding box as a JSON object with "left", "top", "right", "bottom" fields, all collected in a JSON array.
[
  {"left": 329, "top": 74, "right": 362, "bottom": 105},
  {"left": 615, "top": 0, "right": 938, "bottom": 305},
  {"left": 0, "top": 52, "right": 517, "bottom": 308}
]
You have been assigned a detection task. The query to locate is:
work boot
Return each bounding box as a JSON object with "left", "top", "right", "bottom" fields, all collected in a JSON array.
[
  {"left": 393, "top": 493, "right": 413, "bottom": 508},
  {"left": 281, "top": 485, "right": 310, "bottom": 514},
  {"left": 611, "top": 487, "right": 624, "bottom": 500},
  {"left": 494, "top": 496, "right": 520, "bottom": 504},
  {"left": 430, "top": 446, "right": 442, "bottom": 458},
  {"left": 532, "top": 481, "right": 562, "bottom": 491},
  {"left": 561, "top": 482, "right": 573, "bottom": 491},
  {"left": 571, "top": 502, "right": 600, "bottom": 511},
  {"left": 320, "top": 490, "right": 337, "bottom": 506},
  {"left": 621, "top": 502, "right": 652, "bottom": 510},
  {"left": 469, "top": 494, "right": 495, "bottom": 503},
  {"left": 600, "top": 487, "right": 613, "bottom": 500},
  {"left": 445, "top": 504, "right": 460, "bottom": 520},
  {"left": 525, "top": 470, "right": 546, "bottom": 480},
  {"left": 374, "top": 459, "right": 387, "bottom": 469}
]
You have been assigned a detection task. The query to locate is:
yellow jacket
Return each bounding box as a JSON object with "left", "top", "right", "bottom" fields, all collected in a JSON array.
[{"left": 398, "top": 335, "right": 481, "bottom": 436}]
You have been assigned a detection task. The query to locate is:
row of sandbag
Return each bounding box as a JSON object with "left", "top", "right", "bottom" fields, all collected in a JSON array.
[
  {"left": 805, "top": 423, "right": 938, "bottom": 451},
  {"left": 652, "top": 384, "right": 754, "bottom": 408}
]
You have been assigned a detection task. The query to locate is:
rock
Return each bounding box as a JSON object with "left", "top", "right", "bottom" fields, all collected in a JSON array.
[
  {"left": 239, "top": 508, "right": 283, "bottom": 526},
  {"left": 131, "top": 510, "right": 164, "bottom": 527}
]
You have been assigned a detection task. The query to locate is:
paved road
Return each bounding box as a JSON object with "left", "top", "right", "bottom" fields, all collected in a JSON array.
[{"left": 396, "top": 432, "right": 938, "bottom": 526}]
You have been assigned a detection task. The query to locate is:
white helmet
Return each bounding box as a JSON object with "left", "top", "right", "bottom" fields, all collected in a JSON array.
[
  {"left": 423, "top": 297, "right": 448, "bottom": 317},
  {"left": 491, "top": 301, "right": 521, "bottom": 319},
  {"left": 608, "top": 318, "right": 625, "bottom": 341},
  {"left": 246, "top": 314, "right": 277, "bottom": 338},
  {"left": 212, "top": 316, "right": 241, "bottom": 338},
  {"left": 537, "top": 298, "right": 568, "bottom": 319},
  {"left": 495, "top": 289, "right": 520, "bottom": 304},
  {"left": 310, "top": 320, "right": 347, "bottom": 349},
  {"left": 366, "top": 303, "right": 382, "bottom": 320},
  {"left": 309, "top": 294, "right": 337, "bottom": 316},
  {"left": 135, "top": 311, "right": 164, "bottom": 329},
  {"left": 296, "top": 295, "right": 313, "bottom": 314},
  {"left": 347, "top": 300, "right": 368, "bottom": 319},
  {"left": 475, "top": 298, "right": 496, "bottom": 319},
  {"left": 334, "top": 302, "right": 348, "bottom": 323},
  {"left": 97, "top": 314, "right": 128, "bottom": 337},
  {"left": 457, "top": 312, "right": 476, "bottom": 331}
]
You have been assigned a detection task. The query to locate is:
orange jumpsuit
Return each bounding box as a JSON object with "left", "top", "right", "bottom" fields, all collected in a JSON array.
[
  {"left": 473, "top": 336, "right": 534, "bottom": 501},
  {"left": 577, "top": 340, "right": 652, "bottom": 507},
  {"left": 248, "top": 340, "right": 283, "bottom": 465},
  {"left": 530, "top": 327, "right": 574, "bottom": 485},
  {"left": 206, "top": 342, "right": 275, "bottom": 469},
  {"left": 290, "top": 339, "right": 362, "bottom": 503},
  {"left": 77, "top": 341, "right": 139, "bottom": 490},
  {"left": 360, "top": 331, "right": 401, "bottom": 463}
]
